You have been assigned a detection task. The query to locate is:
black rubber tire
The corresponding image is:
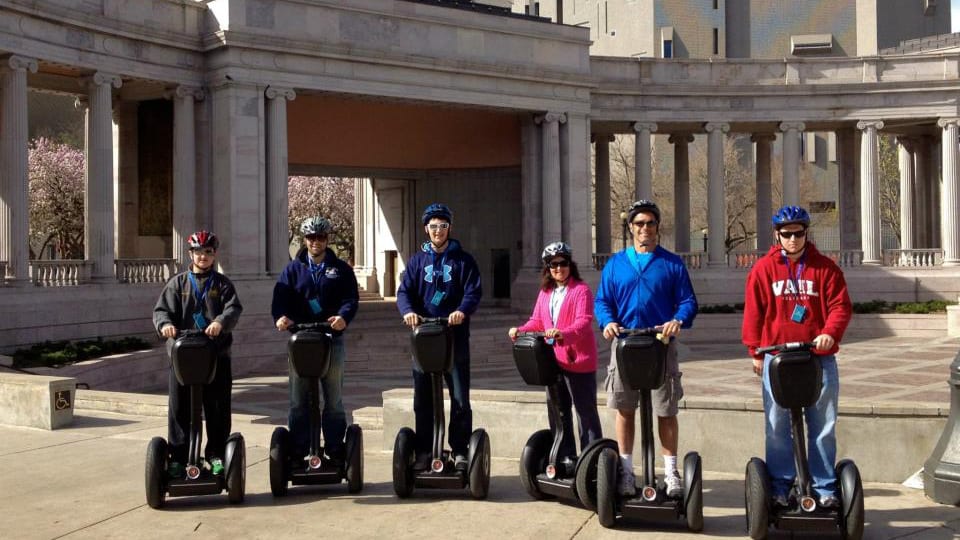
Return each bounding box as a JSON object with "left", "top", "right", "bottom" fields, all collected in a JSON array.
[
  {"left": 519, "top": 429, "right": 553, "bottom": 500},
  {"left": 468, "top": 429, "right": 491, "bottom": 500},
  {"left": 226, "top": 434, "right": 245, "bottom": 504},
  {"left": 576, "top": 441, "right": 615, "bottom": 511},
  {"left": 392, "top": 427, "right": 416, "bottom": 498},
  {"left": 269, "top": 427, "right": 290, "bottom": 497},
  {"left": 596, "top": 447, "right": 618, "bottom": 529},
  {"left": 745, "top": 457, "right": 771, "bottom": 540},
  {"left": 837, "top": 460, "right": 865, "bottom": 540},
  {"left": 145, "top": 437, "right": 167, "bottom": 509},
  {"left": 683, "top": 452, "right": 704, "bottom": 532},
  {"left": 346, "top": 424, "right": 364, "bottom": 494}
]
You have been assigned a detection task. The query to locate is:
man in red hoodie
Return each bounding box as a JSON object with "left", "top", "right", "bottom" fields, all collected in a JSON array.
[{"left": 741, "top": 205, "right": 852, "bottom": 509}]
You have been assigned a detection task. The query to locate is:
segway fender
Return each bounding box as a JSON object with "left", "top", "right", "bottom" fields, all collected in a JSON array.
[
  {"left": 575, "top": 438, "right": 618, "bottom": 472},
  {"left": 224, "top": 432, "right": 243, "bottom": 472}
]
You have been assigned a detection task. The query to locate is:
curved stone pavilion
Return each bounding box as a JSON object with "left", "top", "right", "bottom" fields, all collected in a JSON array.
[{"left": 1, "top": 0, "right": 959, "bottom": 348}]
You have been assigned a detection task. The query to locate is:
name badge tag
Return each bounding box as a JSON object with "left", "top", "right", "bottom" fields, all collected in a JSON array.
[
  {"left": 309, "top": 298, "right": 322, "bottom": 314},
  {"left": 193, "top": 312, "right": 208, "bottom": 329},
  {"left": 430, "top": 290, "right": 446, "bottom": 306},
  {"left": 791, "top": 304, "right": 807, "bottom": 323}
]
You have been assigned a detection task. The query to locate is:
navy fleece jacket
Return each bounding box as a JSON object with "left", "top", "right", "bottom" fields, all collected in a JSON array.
[
  {"left": 396, "top": 239, "right": 482, "bottom": 321},
  {"left": 271, "top": 247, "right": 359, "bottom": 326}
]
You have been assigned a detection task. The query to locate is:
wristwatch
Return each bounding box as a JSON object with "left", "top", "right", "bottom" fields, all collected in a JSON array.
[{"left": 672, "top": 319, "right": 683, "bottom": 326}]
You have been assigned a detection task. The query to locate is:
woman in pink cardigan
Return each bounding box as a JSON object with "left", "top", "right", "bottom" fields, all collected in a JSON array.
[{"left": 508, "top": 242, "right": 603, "bottom": 463}]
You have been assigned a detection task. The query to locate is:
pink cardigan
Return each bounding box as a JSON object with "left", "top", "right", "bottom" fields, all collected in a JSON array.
[{"left": 517, "top": 278, "right": 598, "bottom": 373}]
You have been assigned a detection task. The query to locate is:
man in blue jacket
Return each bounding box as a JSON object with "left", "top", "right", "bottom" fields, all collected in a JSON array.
[
  {"left": 272, "top": 216, "right": 359, "bottom": 466},
  {"left": 595, "top": 199, "right": 698, "bottom": 498},
  {"left": 397, "top": 203, "right": 482, "bottom": 472}
]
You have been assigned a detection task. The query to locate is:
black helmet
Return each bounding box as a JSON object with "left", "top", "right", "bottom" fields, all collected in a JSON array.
[
  {"left": 627, "top": 199, "right": 661, "bottom": 224},
  {"left": 772, "top": 205, "right": 811, "bottom": 228},
  {"left": 421, "top": 203, "right": 453, "bottom": 225},
  {"left": 541, "top": 241, "right": 572, "bottom": 264}
]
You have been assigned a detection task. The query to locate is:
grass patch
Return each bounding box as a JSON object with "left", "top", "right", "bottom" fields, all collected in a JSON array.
[{"left": 12, "top": 337, "right": 152, "bottom": 369}]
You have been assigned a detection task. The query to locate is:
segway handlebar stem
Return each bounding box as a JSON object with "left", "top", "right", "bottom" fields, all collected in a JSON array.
[{"left": 289, "top": 321, "right": 342, "bottom": 337}]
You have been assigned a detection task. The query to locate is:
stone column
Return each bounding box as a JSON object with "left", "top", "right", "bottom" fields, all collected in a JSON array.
[
  {"left": 857, "top": 120, "right": 883, "bottom": 265},
  {"left": 779, "top": 122, "right": 805, "bottom": 207},
  {"left": 939, "top": 118, "right": 960, "bottom": 265},
  {"left": 520, "top": 114, "right": 542, "bottom": 268},
  {"left": 633, "top": 122, "right": 657, "bottom": 200},
  {"left": 752, "top": 133, "right": 776, "bottom": 249},
  {"left": 837, "top": 128, "right": 861, "bottom": 250},
  {"left": 353, "top": 177, "right": 378, "bottom": 293},
  {"left": 561, "top": 113, "right": 592, "bottom": 268},
  {"left": 172, "top": 86, "right": 204, "bottom": 269},
  {"left": 593, "top": 133, "right": 614, "bottom": 253},
  {"left": 914, "top": 136, "right": 931, "bottom": 248},
  {"left": 705, "top": 122, "right": 729, "bottom": 266},
  {"left": 265, "top": 86, "right": 295, "bottom": 275},
  {"left": 536, "top": 112, "right": 565, "bottom": 244},
  {"left": 0, "top": 55, "right": 37, "bottom": 282},
  {"left": 84, "top": 72, "right": 122, "bottom": 281},
  {"left": 669, "top": 133, "right": 694, "bottom": 252},
  {"left": 114, "top": 101, "right": 138, "bottom": 258},
  {"left": 896, "top": 137, "right": 915, "bottom": 252}
]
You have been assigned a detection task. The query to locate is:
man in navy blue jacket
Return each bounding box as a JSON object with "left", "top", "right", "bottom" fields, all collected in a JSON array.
[
  {"left": 397, "top": 203, "right": 482, "bottom": 471},
  {"left": 595, "top": 200, "right": 698, "bottom": 498},
  {"left": 272, "top": 216, "right": 359, "bottom": 465}
]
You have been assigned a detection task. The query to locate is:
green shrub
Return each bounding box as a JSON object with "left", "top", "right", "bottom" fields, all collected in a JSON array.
[{"left": 12, "top": 337, "right": 151, "bottom": 369}]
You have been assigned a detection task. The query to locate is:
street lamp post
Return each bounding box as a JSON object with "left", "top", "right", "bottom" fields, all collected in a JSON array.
[
  {"left": 701, "top": 228, "right": 708, "bottom": 253},
  {"left": 620, "top": 212, "right": 628, "bottom": 250}
]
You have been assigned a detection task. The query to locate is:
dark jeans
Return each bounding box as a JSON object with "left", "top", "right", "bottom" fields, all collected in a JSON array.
[
  {"left": 413, "top": 328, "right": 471, "bottom": 456},
  {"left": 289, "top": 335, "right": 346, "bottom": 458},
  {"left": 552, "top": 369, "right": 603, "bottom": 459},
  {"left": 168, "top": 355, "right": 232, "bottom": 464}
]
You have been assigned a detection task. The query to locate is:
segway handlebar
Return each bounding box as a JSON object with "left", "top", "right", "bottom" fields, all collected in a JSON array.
[
  {"left": 176, "top": 329, "right": 210, "bottom": 339},
  {"left": 417, "top": 316, "right": 449, "bottom": 326},
  {"left": 515, "top": 331, "right": 546, "bottom": 337},
  {"left": 617, "top": 327, "right": 660, "bottom": 336},
  {"left": 289, "top": 321, "right": 343, "bottom": 337},
  {"left": 755, "top": 342, "right": 816, "bottom": 355}
]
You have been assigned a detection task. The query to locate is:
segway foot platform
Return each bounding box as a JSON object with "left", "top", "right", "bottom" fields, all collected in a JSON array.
[
  {"left": 290, "top": 459, "right": 345, "bottom": 486},
  {"left": 774, "top": 507, "right": 841, "bottom": 532},
  {"left": 167, "top": 475, "right": 224, "bottom": 497}
]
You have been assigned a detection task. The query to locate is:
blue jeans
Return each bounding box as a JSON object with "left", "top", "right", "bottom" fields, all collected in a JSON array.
[
  {"left": 762, "top": 353, "right": 839, "bottom": 499},
  {"left": 413, "top": 327, "right": 471, "bottom": 456},
  {"left": 288, "top": 335, "right": 346, "bottom": 458}
]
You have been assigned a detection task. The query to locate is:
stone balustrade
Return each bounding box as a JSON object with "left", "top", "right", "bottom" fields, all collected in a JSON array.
[
  {"left": 29, "top": 260, "right": 91, "bottom": 286},
  {"left": 883, "top": 249, "right": 945, "bottom": 268},
  {"left": 0, "top": 260, "right": 6, "bottom": 283},
  {"left": 595, "top": 248, "right": 872, "bottom": 271},
  {"left": 115, "top": 258, "right": 179, "bottom": 284}
]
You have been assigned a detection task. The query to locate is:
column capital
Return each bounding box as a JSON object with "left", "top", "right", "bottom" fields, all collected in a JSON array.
[
  {"left": 170, "top": 85, "right": 205, "bottom": 101},
  {"left": 1, "top": 54, "right": 38, "bottom": 73},
  {"left": 704, "top": 122, "right": 729, "bottom": 134},
  {"left": 668, "top": 133, "right": 695, "bottom": 145},
  {"left": 84, "top": 72, "right": 122, "bottom": 89},
  {"left": 750, "top": 133, "right": 776, "bottom": 143},
  {"left": 265, "top": 85, "right": 296, "bottom": 101},
  {"left": 590, "top": 133, "right": 615, "bottom": 143},
  {"left": 778, "top": 121, "right": 805, "bottom": 133},
  {"left": 74, "top": 96, "right": 88, "bottom": 110},
  {"left": 937, "top": 118, "right": 960, "bottom": 129},
  {"left": 632, "top": 122, "right": 658, "bottom": 133},
  {"left": 534, "top": 112, "right": 567, "bottom": 125},
  {"left": 856, "top": 120, "right": 884, "bottom": 131}
]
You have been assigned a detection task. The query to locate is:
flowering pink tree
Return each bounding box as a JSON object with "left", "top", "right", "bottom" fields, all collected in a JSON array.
[
  {"left": 28, "top": 138, "right": 85, "bottom": 259},
  {"left": 288, "top": 176, "right": 355, "bottom": 261}
]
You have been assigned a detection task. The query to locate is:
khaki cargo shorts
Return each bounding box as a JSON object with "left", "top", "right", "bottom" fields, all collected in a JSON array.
[{"left": 605, "top": 339, "right": 683, "bottom": 416}]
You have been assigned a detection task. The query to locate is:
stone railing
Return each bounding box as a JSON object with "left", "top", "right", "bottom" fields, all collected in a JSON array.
[
  {"left": 729, "top": 250, "right": 763, "bottom": 269},
  {"left": 592, "top": 253, "right": 612, "bottom": 270},
  {"left": 29, "top": 260, "right": 91, "bottom": 286},
  {"left": 882, "top": 249, "right": 944, "bottom": 268},
  {"left": 821, "top": 250, "right": 864, "bottom": 267},
  {"left": 595, "top": 249, "right": 871, "bottom": 271},
  {"left": 678, "top": 252, "right": 704, "bottom": 269},
  {"left": 0, "top": 260, "right": 7, "bottom": 283},
  {"left": 115, "top": 258, "right": 179, "bottom": 284}
]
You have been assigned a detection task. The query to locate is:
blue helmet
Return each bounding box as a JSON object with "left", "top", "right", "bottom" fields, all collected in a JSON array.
[
  {"left": 772, "top": 205, "right": 811, "bottom": 228},
  {"left": 421, "top": 203, "right": 453, "bottom": 225}
]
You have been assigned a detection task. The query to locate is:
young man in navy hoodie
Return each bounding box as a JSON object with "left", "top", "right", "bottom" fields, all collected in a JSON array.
[
  {"left": 272, "top": 216, "right": 359, "bottom": 466},
  {"left": 397, "top": 203, "right": 482, "bottom": 471}
]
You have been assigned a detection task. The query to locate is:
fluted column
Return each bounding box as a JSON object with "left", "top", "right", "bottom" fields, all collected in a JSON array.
[
  {"left": 779, "top": 122, "right": 805, "bottom": 207},
  {"left": 0, "top": 55, "right": 37, "bottom": 282},
  {"left": 836, "top": 128, "right": 861, "bottom": 250},
  {"left": 914, "top": 136, "right": 931, "bottom": 248},
  {"left": 84, "top": 72, "right": 122, "bottom": 281},
  {"left": 520, "top": 114, "right": 542, "bottom": 268},
  {"left": 857, "top": 120, "right": 883, "bottom": 265},
  {"left": 265, "top": 86, "right": 296, "bottom": 275},
  {"left": 633, "top": 122, "right": 657, "bottom": 200},
  {"left": 752, "top": 133, "right": 776, "bottom": 249},
  {"left": 896, "top": 137, "right": 915, "bottom": 252},
  {"left": 536, "top": 112, "right": 565, "bottom": 243},
  {"left": 172, "top": 86, "right": 204, "bottom": 269},
  {"left": 705, "top": 122, "right": 729, "bottom": 266},
  {"left": 939, "top": 119, "right": 960, "bottom": 265},
  {"left": 593, "top": 133, "right": 614, "bottom": 253},
  {"left": 669, "top": 133, "right": 694, "bottom": 252}
]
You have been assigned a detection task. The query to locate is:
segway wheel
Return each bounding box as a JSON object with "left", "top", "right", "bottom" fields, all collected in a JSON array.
[
  {"left": 269, "top": 427, "right": 290, "bottom": 497},
  {"left": 519, "top": 429, "right": 553, "bottom": 500},
  {"left": 226, "top": 434, "right": 245, "bottom": 504},
  {"left": 392, "top": 427, "right": 416, "bottom": 498},
  {"left": 468, "top": 429, "right": 491, "bottom": 500},
  {"left": 145, "top": 437, "right": 167, "bottom": 509},
  {"left": 745, "top": 457, "right": 771, "bottom": 540},
  {"left": 345, "top": 424, "right": 364, "bottom": 494},
  {"left": 576, "top": 441, "right": 615, "bottom": 511},
  {"left": 837, "top": 459, "right": 864, "bottom": 540},
  {"left": 596, "top": 447, "right": 618, "bottom": 529},
  {"left": 683, "top": 452, "right": 704, "bottom": 532}
]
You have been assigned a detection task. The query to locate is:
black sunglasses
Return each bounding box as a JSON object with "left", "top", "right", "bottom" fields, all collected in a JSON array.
[
  {"left": 632, "top": 219, "right": 658, "bottom": 228},
  {"left": 778, "top": 229, "right": 807, "bottom": 239},
  {"left": 547, "top": 260, "right": 570, "bottom": 269}
]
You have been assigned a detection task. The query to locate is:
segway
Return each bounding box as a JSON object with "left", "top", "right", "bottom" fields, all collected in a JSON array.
[
  {"left": 145, "top": 330, "right": 245, "bottom": 508},
  {"left": 392, "top": 317, "right": 491, "bottom": 499},
  {"left": 512, "top": 332, "right": 618, "bottom": 508},
  {"left": 593, "top": 328, "right": 703, "bottom": 531},
  {"left": 269, "top": 322, "right": 363, "bottom": 496},
  {"left": 744, "top": 342, "right": 864, "bottom": 540}
]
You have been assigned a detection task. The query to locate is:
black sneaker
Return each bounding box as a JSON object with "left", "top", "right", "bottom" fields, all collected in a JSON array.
[
  {"left": 324, "top": 447, "right": 345, "bottom": 468},
  {"left": 167, "top": 461, "right": 184, "bottom": 479},
  {"left": 413, "top": 452, "right": 431, "bottom": 471}
]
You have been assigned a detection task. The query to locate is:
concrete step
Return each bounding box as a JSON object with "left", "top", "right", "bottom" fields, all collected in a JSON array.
[{"left": 352, "top": 406, "right": 383, "bottom": 431}]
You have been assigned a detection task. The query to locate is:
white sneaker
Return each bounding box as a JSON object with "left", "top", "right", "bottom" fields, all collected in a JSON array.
[
  {"left": 665, "top": 470, "right": 683, "bottom": 498},
  {"left": 618, "top": 467, "right": 637, "bottom": 496}
]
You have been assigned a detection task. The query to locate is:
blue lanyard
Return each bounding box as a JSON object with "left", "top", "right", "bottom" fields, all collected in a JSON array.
[
  {"left": 308, "top": 259, "right": 326, "bottom": 286},
  {"left": 188, "top": 272, "right": 214, "bottom": 308}
]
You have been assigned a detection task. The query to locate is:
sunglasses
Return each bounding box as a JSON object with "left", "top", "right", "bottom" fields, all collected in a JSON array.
[
  {"left": 190, "top": 248, "right": 216, "bottom": 256},
  {"left": 427, "top": 223, "right": 450, "bottom": 231},
  {"left": 305, "top": 235, "right": 328, "bottom": 242},
  {"left": 778, "top": 229, "right": 807, "bottom": 239},
  {"left": 547, "top": 260, "right": 570, "bottom": 269},
  {"left": 632, "top": 219, "right": 658, "bottom": 228}
]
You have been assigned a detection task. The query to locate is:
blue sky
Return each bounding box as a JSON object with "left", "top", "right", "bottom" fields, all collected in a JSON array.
[{"left": 954, "top": 0, "right": 959, "bottom": 32}]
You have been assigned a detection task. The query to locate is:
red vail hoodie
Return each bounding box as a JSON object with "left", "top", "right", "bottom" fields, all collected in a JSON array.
[{"left": 742, "top": 243, "right": 852, "bottom": 358}]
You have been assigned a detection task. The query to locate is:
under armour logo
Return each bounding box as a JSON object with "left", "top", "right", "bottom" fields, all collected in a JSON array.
[{"left": 424, "top": 264, "right": 452, "bottom": 283}]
